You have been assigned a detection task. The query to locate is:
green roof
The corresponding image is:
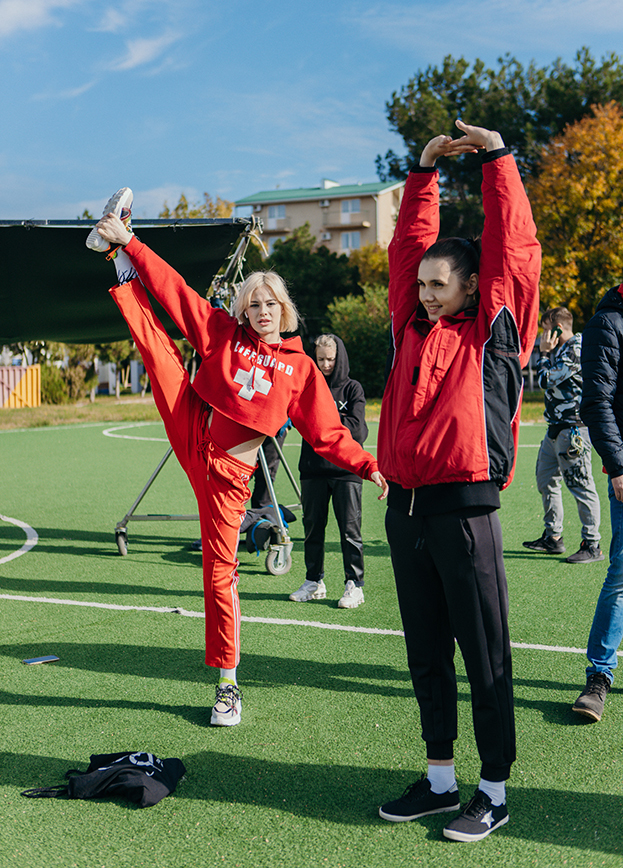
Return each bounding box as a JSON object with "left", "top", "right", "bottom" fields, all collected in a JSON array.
[{"left": 235, "top": 180, "right": 403, "bottom": 206}]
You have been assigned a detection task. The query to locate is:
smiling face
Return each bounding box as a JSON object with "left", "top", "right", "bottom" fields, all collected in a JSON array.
[
  {"left": 417, "top": 257, "right": 478, "bottom": 323},
  {"left": 245, "top": 286, "right": 283, "bottom": 344}
]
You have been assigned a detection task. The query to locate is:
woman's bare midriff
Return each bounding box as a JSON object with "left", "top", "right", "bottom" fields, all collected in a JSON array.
[{"left": 208, "top": 409, "right": 266, "bottom": 466}]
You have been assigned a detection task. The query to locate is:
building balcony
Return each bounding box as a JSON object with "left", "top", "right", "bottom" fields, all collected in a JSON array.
[{"left": 322, "top": 208, "right": 372, "bottom": 229}]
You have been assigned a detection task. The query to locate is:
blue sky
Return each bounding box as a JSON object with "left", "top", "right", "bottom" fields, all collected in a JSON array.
[{"left": 1, "top": 0, "right": 622, "bottom": 220}]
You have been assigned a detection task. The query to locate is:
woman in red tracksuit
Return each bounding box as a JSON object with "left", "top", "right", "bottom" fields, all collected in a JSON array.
[
  {"left": 91, "top": 204, "right": 387, "bottom": 728},
  {"left": 377, "top": 121, "right": 540, "bottom": 842}
]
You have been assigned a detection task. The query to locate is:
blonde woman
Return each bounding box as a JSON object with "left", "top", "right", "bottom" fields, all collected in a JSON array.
[{"left": 88, "top": 190, "right": 387, "bottom": 727}]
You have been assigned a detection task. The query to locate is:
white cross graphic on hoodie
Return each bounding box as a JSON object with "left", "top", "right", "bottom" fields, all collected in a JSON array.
[{"left": 233, "top": 366, "right": 272, "bottom": 401}]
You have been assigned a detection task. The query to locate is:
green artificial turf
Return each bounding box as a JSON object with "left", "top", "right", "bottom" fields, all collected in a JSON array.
[{"left": 1, "top": 421, "right": 622, "bottom": 868}]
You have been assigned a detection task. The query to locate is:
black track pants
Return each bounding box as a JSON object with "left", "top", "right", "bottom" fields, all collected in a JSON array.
[
  {"left": 385, "top": 506, "right": 516, "bottom": 781},
  {"left": 302, "top": 477, "right": 364, "bottom": 585}
]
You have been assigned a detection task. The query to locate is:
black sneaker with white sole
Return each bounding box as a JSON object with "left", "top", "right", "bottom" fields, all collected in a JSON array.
[
  {"left": 379, "top": 775, "right": 460, "bottom": 822},
  {"left": 443, "top": 789, "right": 509, "bottom": 841}
]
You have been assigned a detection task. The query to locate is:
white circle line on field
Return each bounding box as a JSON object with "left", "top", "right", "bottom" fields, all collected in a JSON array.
[
  {"left": 0, "top": 593, "right": 617, "bottom": 657},
  {"left": 102, "top": 423, "right": 168, "bottom": 442},
  {"left": 0, "top": 516, "right": 39, "bottom": 564}
]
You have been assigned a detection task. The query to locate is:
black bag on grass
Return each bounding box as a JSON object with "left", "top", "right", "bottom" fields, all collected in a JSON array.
[{"left": 21, "top": 751, "right": 186, "bottom": 808}]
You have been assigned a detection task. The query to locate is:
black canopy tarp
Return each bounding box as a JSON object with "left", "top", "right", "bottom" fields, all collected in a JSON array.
[{"left": 0, "top": 219, "right": 249, "bottom": 344}]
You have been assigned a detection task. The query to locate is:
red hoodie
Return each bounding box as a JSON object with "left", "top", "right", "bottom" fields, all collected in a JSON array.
[{"left": 123, "top": 236, "right": 378, "bottom": 481}]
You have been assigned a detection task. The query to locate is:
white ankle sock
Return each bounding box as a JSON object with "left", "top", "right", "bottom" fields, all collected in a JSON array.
[
  {"left": 479, "top": 778, "right": 506, "bottom": 806},
  {"left": 427, "top": 763, "right": 457, "bottom": 794},
  {"left": 112, "top": 248, "right": 138, "bottom": 285},
  {"left": 219, "top": 667, "right": 237, "bottom": 686}
]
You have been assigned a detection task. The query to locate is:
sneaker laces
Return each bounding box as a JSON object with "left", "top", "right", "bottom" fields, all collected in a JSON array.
[
  {"left": 459, "top": 791, "right": 490, "bottom": 818},
  {"left": 400, "top": 775, "right": 429, "bottom": 799},
  {"left": 214, "top": 684, "right": 243, "bottom": 708},
  {"left": 585, "top": 674, "right": 610, "bottom": 695}
]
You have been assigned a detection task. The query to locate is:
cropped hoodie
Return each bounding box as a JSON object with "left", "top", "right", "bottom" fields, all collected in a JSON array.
[
  {"left": 122, "top": 236, "right": 378, "bottom": 481},
  {"left": 298, "top": 335, "right": 368, "bottom": 481},
  {"left": 378, "top": 151, "right": 540, "bottom": 508}
]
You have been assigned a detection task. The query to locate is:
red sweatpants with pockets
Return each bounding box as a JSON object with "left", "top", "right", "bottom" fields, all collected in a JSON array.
[{"left": 110, "top": 279, "right": 254, "bottom": 669}]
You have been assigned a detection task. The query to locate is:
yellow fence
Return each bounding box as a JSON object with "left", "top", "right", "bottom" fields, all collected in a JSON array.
[{"left": 0, "top": 365, "right": 41, "bottom": 408}]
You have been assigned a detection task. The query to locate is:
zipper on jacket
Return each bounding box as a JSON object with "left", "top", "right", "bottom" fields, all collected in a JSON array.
[{"left": 408, "top": 488, "right": 415, "bottom": 516}]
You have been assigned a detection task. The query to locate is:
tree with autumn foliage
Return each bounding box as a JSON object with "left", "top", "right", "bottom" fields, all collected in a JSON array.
[
  {"left": 348, "top": 243, "right": 389, "bottom": 287},
  {"left": 379, "top": 48, "right": 623, "bottom": 236},
  {"left": 526, "top": 102, "right": 623, "bottom": 326},
  {"left": 159, "top": 192, "right": 234, "bottom": 219}
]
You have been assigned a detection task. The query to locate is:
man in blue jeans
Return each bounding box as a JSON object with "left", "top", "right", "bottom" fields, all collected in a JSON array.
[{"left": 573, "top": 283, "right": 623, "bottom": 721}]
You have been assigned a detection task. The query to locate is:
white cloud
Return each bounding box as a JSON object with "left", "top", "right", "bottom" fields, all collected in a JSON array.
[
  {"left": 108, "top": 31, "right": 182, "bottom": 71},
  {"left": 348, "top": 0, "right": 623, "bottom": 62},
  {"left": 0, "top": 0, "right": 83, "bottom": 38},
  {"left": 32, "top": 80, "right": 96, "bottom": 100}
]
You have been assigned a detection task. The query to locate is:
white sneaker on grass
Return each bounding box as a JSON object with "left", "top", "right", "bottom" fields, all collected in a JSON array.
[
  {"left": 210, "top": 683, "right": 242, "bottom": 726},
  {"left": 338, "top": 580, "right": 364, "bottom": 609},
  {"left": 289, "top": 579, "right": 327, "bottom": 602},
  {"left": 86, "top": 187, "right": 133, "bottom": 253}
]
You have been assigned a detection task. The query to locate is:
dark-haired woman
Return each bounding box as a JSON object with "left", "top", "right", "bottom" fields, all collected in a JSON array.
[{"left": 377, "top": 121, "right": 540, "bottom": 842}]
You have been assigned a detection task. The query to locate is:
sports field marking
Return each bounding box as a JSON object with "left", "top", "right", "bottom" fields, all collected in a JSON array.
[
  {"left": 1, "top": 592, "right": 616, "bottom": 657},
  {"left": 0, "top": 515, "right": 39, "bottom": 564},
  {"left": 103, "top": 422, "right": 168, "bottom": 442}
]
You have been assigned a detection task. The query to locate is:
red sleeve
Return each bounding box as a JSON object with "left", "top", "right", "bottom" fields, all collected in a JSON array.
[
  {"left": 288, "top": 368, "right": 378, "bottom": 480},
  {"left": 124, "top": 235, "right": 233, "bottom": 356},
  {"left": 479, "top": 155, "right": 541, "bottom": 367},
  {"left": 387, "top": 170, "right": 439, "bottom": 347}
]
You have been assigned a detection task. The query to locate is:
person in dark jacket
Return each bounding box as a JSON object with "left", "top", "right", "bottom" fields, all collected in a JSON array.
[
  {"left": 289, "top": 334, "right": 368, "bottom": 608},
  {"left": 377, "top": 121, "right": 540, "bottom": 842},
  {"left": 572, "top": 283, "right": 623, "bottom": 721},
  {"left": 522, "top": 307, "right": 603, "bottom": 563}
]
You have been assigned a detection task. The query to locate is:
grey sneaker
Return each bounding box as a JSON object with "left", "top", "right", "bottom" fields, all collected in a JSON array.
[
  {"left": 210, "top": 683, "right": 242, "bottom": 726},
  {"left": 443, "top": 789, "right": 509, "bottom": 842},
  {"left": 566, "top": 541, "right": 605, "bottom": 564},
  {"left": 86, "top": 187, "right": 133, "bottom": 252},
  {"left": 522, "top": 532, "right": 565, "bottom": 554},
  {"left": 289, "top": 579, "right": 327, "bottom": 602},
  {"left": 572, "top": 673, "right": 611, "bottom": 721},
  {"left": 338, "top": 580, "right": 364, "bottom": 609},
  {"left": 379, "top": 775, "right": 460, "bottom": 822}
]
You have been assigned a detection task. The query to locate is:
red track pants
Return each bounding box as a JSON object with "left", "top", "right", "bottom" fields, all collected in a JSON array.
[{"left": 110, "top": 280, "right": 255, "bottom": 669}]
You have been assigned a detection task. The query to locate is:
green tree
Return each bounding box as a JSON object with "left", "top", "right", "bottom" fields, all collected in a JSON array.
[
  {"left": 159, "top": 192, "right": 234, "bottom": 219},
  {"left": 263, "top": 223, "right": 359, "bottom": 337},
  {"left": 378, "top": 48, "right": 623, "bottom": 235},
  {"left": 95, "top": 341, "right": 138, "bottom": 399},
  {"left": 327, "top": 284, "right": 390, "bottom": 398},
  {"left": 526, "top": 102, "right": 623, "bottom": 326}
]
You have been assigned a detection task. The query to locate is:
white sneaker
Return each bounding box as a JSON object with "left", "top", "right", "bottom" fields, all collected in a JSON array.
[
  {"left": 210, "top": 683, "right": 242, "bottom": 726},
  {"left": 289, "top": 579, "right": 327, "bottom": 602},
  {"left": 86, "top": 186, "right": 133, "bottom": 252},
  {"left": 338, "top": 580, "right": 364, "bottom": 609}
]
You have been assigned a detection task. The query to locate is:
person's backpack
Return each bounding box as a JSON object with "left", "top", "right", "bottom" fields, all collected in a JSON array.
[{"left": 21, "top": 751, "right": 186, "bottom": 808}]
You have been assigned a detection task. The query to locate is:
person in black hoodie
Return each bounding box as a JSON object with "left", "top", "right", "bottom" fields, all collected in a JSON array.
[
  {"left": 572, "top": 282, "right": 623, "bottom": 721},
  {"left": 289, "top": 334, "right": 368, "bottom": 608}
]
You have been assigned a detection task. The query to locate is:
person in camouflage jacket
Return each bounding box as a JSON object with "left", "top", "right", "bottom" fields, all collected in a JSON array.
[{"left": 523, "top": 307, "right": 603, "bottom": 563}]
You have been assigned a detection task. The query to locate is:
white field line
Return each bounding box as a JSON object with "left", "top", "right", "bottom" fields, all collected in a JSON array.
[
  {"left": 103, "top": 423, "right": 168, "bottom": 442},
  {"left": 0, "top": 516, "right": 39, "bottom": 565},
  {"left": 0, "top": 593, "right": 618, "bottom": 657}
]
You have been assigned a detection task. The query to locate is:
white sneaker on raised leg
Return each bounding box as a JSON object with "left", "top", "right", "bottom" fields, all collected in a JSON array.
[
  {"left": 289, "top": 579, "right": 327, "bottom": 602},
  {"left": 338, "top": 580, "right": 364, "bottom": 609},
  {"left": 86, "top": 187, "right": 133, "bottom": 252}
]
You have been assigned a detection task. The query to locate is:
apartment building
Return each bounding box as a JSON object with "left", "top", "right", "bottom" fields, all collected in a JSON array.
[{"left": 235, "top": 178, "right": 404, "bottom": 255}]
